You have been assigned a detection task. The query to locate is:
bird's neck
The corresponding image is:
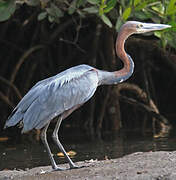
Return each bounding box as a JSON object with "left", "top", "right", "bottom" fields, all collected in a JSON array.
[
  {"left": 98, "top": 29, "right": 134, "bottom": 86},
  {"left": 115, "top": 29, "right": 134, "bottom": 78}
]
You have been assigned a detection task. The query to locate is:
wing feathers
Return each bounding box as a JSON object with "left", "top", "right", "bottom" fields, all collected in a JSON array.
[
  {"left": 4, "top": 110, "right": 23, "bottom": 128},
  {"left": 5, "top": 65, "right": 98, "bottom": 132}
]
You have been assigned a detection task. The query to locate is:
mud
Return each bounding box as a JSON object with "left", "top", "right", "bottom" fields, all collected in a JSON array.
[{"left": 1, "top": 151, "right": 176, "bottom": 180}]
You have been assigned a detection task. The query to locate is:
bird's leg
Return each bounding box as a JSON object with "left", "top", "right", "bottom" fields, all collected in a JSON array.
[
  {"left": 52, "top": 116, "right": 78, "bottom": 169},
  {"left": 40, "top": 122, "right": 64, "bottom": 171}
]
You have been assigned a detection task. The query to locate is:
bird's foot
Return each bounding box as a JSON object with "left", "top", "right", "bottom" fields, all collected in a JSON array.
[
  {"left": 39, "top": 166, "right": 65, "bottom": 174},
  {"left": 52, "top": 165, "right": 65, "bottom": 171},
  {"left": 50, "top": 164, "right": 87, "bottom": 171},
  {"left": 69, "top": 164, "right": 87, "bottom": 170}
]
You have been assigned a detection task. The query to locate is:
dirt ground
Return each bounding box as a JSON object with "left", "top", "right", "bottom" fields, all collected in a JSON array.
[{"left": 1, "top": 151, "right": 176, "bottom": 180}]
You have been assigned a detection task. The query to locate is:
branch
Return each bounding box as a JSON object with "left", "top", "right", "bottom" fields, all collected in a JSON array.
[
  {"left": 116, "top": 83, "right": 159, "bottom": 113},
  {"left": 0, "top": 91, "right": 15, "bottom": 109},
  {"left": 116, "top": 83, "right": 171, "bottom": 137},
  {"left": 119, "top": 95, "right": 169, "bottom": 126},
  {"left": 49, "top": 17, "right": 79, "bottom": 43},
  {"left": 10, "top": 45, "right": 45, "bottom": 85},
  {"left": 0, "top": 76, "right": 22, "bottom": 100}
]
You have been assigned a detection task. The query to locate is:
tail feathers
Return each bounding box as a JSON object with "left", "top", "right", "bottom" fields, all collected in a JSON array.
[{"left": 4, "top": 110, "right": 23, "bottom": 129}]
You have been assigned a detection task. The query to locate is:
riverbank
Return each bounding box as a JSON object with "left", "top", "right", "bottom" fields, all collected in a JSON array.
[{"left": 1, "top": 151, "right": 176, "bottom": 180}]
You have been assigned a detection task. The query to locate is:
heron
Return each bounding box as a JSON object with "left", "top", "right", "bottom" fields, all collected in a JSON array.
[{"left": 4, "top": 21, "right": 170, "bottom": 171}]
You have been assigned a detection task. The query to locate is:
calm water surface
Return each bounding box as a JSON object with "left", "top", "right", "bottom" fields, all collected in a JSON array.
[{"left": 0, "top": 130, "right": 176, "bottom": 170}]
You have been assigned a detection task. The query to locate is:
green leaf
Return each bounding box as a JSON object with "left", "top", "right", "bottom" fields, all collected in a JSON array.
[
  {"left": 83, "top": 6, "right": 99, "bottom": 13},
  {"left": 48, "top": 15, "right": 55, "bottom": 23},
  {"left": 120, "top": 0, "right": 125, "bottom": 8},
  {"left": 129, "top": 0, "right": 141, "bottom": 7},
  {"left": 101, "top": 14, "right": 112, "bottom": 28},
  {"left": 99, "top": 2, "right": 107, "bottom": 16},
  {"left": 46, "top": 8, "right": 53, "bottom": 15},
  {"left": 38, "top": 12, "right": 47, "bottom": 21},
  {"left": 24, "top": 0, "right": 40, "bottom": 6},
  {"left": 51, "top": 3, "right": 63, "bottom": 17},
  {"left": 77, "top": 0, "right": 86, "bottom": 7},
  {"left": 77, "top": 9, "right": 86, "bottom": 18},
  {"left": 122, "top": 7, "right": 131, "bottom": 20},
  {"left": 104, "top": 0, "right": 117, "bottom": 13},
  {"left": 168, "top": 21, "right": 176, "bottom": 32},
  {"left": 134, "top": 0, "right": 141, "bottom": 6},
  {"left": 166, "top": 0, "right": 176, "bottom": 15},
  {"left": 134, "top": 11, "right": 149, "bottom": 20},
  {"left": 0, "top": 0, "right": 16, "bottom": 22},
  {"left": 87, "top": 0, "right": 100, "bottom": 5},
  {"left": 154, "top": 31, "right": 162, "bottom": 38},
  {"left": 115, "top": 17, "right": 123, "bottom": 31},
  {"left": 135, "top": 1, "right": 147, "bottom": 11},
  {"left": 165, "top": 32, "right": 176, "bottom": 49},
  {"left": 142, "top": 9, "right": 153, "bottom": 19},
  {"left": 46, "top": 3, "right": 63, "bottom": 18},
  {"left": 68, "top": 0, "right": 77, "bottom": 15},
  {"left": 151, "top": 3, "right": 164, "bottom": 15}
]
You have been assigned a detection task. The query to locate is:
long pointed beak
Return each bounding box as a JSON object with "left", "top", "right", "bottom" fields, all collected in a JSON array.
[{"left": 140, "top": 23, "right": 171, "bottom": 33}]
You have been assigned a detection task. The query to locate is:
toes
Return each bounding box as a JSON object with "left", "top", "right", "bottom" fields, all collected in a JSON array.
[
  {"left": 70, "top": 165, "right": 79, "bottom": 169},
  {"left": 39, "top": 167, "right": 65, "bottom": 173},
  {"left": 52, "top": 166, "right": 65, "bottom": 171},
  {"left": 51, "top": 164, "right": 87, "bottom": 171},
  {"left": 70, "top": 165, "right": 87, "bottom": 169}
]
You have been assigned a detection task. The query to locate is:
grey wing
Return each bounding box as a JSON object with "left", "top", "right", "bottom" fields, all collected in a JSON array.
[
  {"left": 21, "top": 69, "right": 98, "bottom": 132},
  {"left": 4, "top": 64, "right": 95, "bottom": 130},
  {"left": 4, "top": 84, "right": 46, "bottom": 128}
]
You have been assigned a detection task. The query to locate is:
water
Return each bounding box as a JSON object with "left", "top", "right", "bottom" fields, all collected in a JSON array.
[{"left": 0, "top": 131, "right": 176, "bottom": 171}]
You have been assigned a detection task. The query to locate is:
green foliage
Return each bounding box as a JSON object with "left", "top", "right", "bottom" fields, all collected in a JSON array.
[
  {"left": 122, "top": 7, "right": 131, "bottom": 20},
  {"left": 83, "top": 6, "right": 99, "bottom": 14},
  {"left": 0, "top": 0, "right": 16, "bottom": 22},
  {"left": 24, "top": 0, "right": 40, "bottom": 6},
  {"left": 118, "top": 0, "right": 176, "bottom": 49},
  {"left": 38, "top": 11, "right": 47, "bottom": 21},
  {"left": 101, "top": 14, "right": 112, "bottom": 27},
  {"left": 1, "top": 0, "right": 176, "bottom": 49}
]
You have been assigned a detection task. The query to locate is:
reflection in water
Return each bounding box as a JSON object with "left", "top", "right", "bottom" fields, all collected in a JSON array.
[{"left": 0, "top": 131, "right": 175, "bottom": 170}]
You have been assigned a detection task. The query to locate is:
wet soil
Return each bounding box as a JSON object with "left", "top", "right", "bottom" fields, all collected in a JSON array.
[{"left": 1, "top": 151, "right": 176, "bottom": 180}]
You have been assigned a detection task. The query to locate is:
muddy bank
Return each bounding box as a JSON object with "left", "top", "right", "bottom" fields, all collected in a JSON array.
[{"left": 1, "top": 151, "right": 176, "bottom": 180}]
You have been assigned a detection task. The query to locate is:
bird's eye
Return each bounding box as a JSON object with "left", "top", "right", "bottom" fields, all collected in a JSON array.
[{"left": 137, "top": 24, "right": 143, "bottom": 28}]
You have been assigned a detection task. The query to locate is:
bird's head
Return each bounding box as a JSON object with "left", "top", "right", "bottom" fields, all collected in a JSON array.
[{"left": 121, "top": 21, "right": 171, "bottom": 35}]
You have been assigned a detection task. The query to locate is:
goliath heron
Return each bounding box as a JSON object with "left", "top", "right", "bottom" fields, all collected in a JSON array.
[{"left": 4, "top": 21, "right": 171, "bottom": 170}]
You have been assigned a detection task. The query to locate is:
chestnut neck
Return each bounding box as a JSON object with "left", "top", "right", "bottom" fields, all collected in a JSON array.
[
  {"left": 97, "top": 26, "right": 134, "bottom": 86},
  {"left": 116, "top": 28, "right": 133, "bottom": 72}
]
